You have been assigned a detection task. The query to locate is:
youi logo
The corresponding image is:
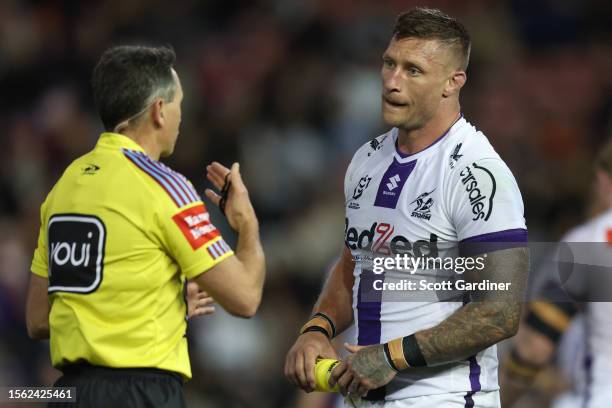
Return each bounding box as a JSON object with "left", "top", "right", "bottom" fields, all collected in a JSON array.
[{"left": 47, "top": 214, "right": 106, "bottom": 294}]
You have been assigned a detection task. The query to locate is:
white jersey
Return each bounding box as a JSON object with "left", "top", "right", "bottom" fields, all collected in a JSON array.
[
  {"left": 344, "top": 117, "right": 527, "bottom": 401},
  {"left": 554, "top": 209, "right": 612, "bottom": 408}
]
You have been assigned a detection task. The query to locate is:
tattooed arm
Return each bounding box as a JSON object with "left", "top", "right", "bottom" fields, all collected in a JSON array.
[
  {"left": 330, "top": 247, "right": 529, "bottom": 396},
  {"left": 415, "top": 247, "right": 529, "bottom": 365}
]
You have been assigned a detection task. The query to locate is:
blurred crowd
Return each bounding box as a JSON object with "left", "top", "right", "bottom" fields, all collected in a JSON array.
[{"left": 1, "top": 0, "right": 612, "bottom": 407}]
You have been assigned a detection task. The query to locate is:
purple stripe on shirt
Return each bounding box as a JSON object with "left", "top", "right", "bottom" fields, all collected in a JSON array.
[
  {"left": 459, "top": 228, "right": 528, "bottom": 256},
  {"left": 463, "top": 356, "right": 481, "bottom": 407},
  {"left": 126, "top": 150, "right": 191, "bottom": 206},
  {"left": 356, "top": 269, "right": 383, "bottom": 346},
  {"left": 134, "top": 151, "right": 197, "bottom": 204},
  {"left": 124, "top": 151, "right": 185, "bottom": 207},
  {"left": 373, "top": 159, "right": 417, "bottom": 209}
]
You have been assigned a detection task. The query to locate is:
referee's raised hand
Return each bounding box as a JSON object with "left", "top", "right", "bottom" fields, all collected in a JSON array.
[{"left": 205, "top": 162, "right": 257, "bottom": 232}]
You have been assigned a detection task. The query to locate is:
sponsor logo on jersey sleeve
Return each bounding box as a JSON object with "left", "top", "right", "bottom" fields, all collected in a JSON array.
[
  {"left": 449, "top": 143, "right": 463, "bottom": 169},
  {"left": 459, "top": 163, "right": 497, "bottom": 221},
  {"left": 367, "top": 135, "right": 387, "bottom": 156},
  {"left": 82, "top": 163, "right": 101, "bottom": 175},
  {"left": 172, "top": 204, "right": 220, "bottom": 250},
  {"left": 353, "top": 176, "right": 372, "bottom": 200},
  {"left": 349, "top": 175, "right": 372, "bottom": 210},
  {"left": 410, "top": 189, "right": 436, "bottom": 220}
]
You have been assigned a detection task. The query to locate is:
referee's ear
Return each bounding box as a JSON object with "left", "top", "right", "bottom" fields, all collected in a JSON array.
[{"left": 151, "top": 99, "right": 165, "bottom": 129}]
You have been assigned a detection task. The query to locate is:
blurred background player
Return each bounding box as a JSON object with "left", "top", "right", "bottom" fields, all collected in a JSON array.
[
  {"left": 500, "top": 138, "right": 612, "bottom": 408},
  {"left": 25, "top": 45, "right": 265, "bottom": 408},
  {"left": 285, "top": 7, "right": 529, "bottom": 407}
]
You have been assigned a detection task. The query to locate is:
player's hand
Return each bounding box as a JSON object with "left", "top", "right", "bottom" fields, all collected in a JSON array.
[
  {"left": 205, "top": 162, "right": 257, "bottom": 232},
  {"left": 186, "top": 281, "right": 215, "bottom": 319},
  {"left": 285, "top": 331, "right": 339, "bottom": 393},
  {"left": 329, "top": 343, "right": 397, "bottom": 397}
]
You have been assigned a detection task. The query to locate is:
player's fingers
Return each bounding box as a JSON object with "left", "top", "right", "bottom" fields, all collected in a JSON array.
[
  {"left": 329, "top": 361, "right": 347, "bottom": 387},
  {"left": 204, "top": 189, "right": 221, "bottom": 206},
  {"left": 348, "top": 375, "right": 361, "bottom": 395},
  {"left": 284, "top": 353, "right": 295, "bottom": 386},
  {"left": 336, "top": 370, "right": 354, "bottom": 396},
  {"left": 303, "top": 348, "right": 317, "bottom": 392},
  {"left": 357, "top": 382, "right": 369, "bottom": 398},
  {"left": 344, "top": 343, "right": 364, "bottom": 354},
  {"left": 295, "top": 351, "right": 310, "bottom": 391}
]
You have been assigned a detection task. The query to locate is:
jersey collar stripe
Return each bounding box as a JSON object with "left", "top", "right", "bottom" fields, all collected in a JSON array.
[
  {"left": 131, "top": 151, "right": 195, "bottom": 205},
  {"left": 155, "top": 160, "right": 201, "bottom": 202},
  {"left": 125, "top": 151, "right": 188, "bottom": 206},
  {"left": 123, "top": 151, "right": 185, "bottom": 207}
]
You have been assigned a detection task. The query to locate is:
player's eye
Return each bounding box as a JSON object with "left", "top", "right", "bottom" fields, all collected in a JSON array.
[
  {"left": 383, "top": 58, "right": 395, "bottom": 69},
  {"left": 407, "top": 67, "right": 421, "bottom": 76}
]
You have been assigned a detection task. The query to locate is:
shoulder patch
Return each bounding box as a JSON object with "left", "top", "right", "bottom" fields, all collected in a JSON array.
[
  {"left": 123, "top": 149, "right": 201, "bottom": 208},
  {"left": 172, "top": 203, "right": 220, "bottom": 250}
]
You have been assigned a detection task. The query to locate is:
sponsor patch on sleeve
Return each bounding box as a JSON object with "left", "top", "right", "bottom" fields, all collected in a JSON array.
[{"left": 172, "top": 204, "right": 220, "bottom": 250}]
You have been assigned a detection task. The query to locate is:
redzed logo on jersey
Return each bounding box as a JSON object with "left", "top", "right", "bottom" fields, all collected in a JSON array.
[{"left": 172, "top": 204, "right": 220, "bottom": 250}]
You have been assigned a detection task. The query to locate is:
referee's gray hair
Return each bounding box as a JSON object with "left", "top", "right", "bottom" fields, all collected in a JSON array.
[{"left": 92, "top": 45, "right": 177, "bottom": 132}]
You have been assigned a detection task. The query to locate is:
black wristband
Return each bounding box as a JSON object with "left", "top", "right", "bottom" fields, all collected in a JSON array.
[
  {"left": 312, "top": 312, "right": 336, "bottom": 338},
  {"left": 301, "top": 326, "right": 331, "bottom": 338},
  {"left": 403, "top": 334, "right": 427, "bottom": 367}
]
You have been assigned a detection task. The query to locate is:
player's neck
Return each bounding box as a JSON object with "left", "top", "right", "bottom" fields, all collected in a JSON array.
[{"left": 396, "top": 108, "right": 461, "bottom": 156}]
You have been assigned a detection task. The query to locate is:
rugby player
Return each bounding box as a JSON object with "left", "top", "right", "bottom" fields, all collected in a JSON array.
[
  {"left": 285, "top": 8, "right": 529, "bottom": 407},
  {"left": 500, "top": 139, "right": 612, "bottom": 408},
  {"left": 25, "top": 45, "right": 265, "bottom": 407}
]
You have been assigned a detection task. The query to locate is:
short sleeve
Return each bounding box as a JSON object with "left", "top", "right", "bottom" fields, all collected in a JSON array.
[
  {"left": 448, "top": 158, "right": 527, "bottom": 246},
  {"left": 31, "top": 199, "right": 49, "bottom": 278},
  {"left": 157, "top": 200, "right": 234, "bottom": 279}
]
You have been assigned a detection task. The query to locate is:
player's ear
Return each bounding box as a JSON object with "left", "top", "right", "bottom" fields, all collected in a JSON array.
[
  {"left": 151, "top": 99, "right": 165, "bottom": 128},
  {"left": 443, "top": 70, "right": 466, "bottom": 98}
]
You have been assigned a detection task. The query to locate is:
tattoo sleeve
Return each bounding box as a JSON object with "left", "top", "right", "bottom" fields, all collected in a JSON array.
[
  {"left": 351, "top": 345, "right": 396, "bottom": 388},
  {"left": 415, "top": 247, "right": 529, "bottom": 366}
]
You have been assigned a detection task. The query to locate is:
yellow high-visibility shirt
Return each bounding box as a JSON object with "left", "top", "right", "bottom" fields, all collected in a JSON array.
[{"left": 31, "top": 132, "right": 233, "bottom": 380}]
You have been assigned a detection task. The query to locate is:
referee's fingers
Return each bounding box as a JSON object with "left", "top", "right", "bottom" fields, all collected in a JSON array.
[
  {"left": 208, "top": 162, "right": 230, "bottom": 182},
  {"left": 206, "top": 170, "right": 225, "bottom": 191},
  {"left": 204, "top": 189, "right": 221, "bottom": 206},
  {"left": 228, "top": 163, "right": 247, "bottom": 193},
  {"left": 195, "top": 306, "right": 215, "bottom": 316},
  {"left": 186, "top": 281, "right": 199, "bottom": 298}
]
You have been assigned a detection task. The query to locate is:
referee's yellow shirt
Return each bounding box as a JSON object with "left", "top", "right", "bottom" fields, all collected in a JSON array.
[{"left": 31, "top": 132, "right": 233, "bottom": 380}]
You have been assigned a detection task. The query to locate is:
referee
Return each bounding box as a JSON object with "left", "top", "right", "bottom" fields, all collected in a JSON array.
[{"left": 25, "top": 45, "right": 266, "bottom": 407}]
